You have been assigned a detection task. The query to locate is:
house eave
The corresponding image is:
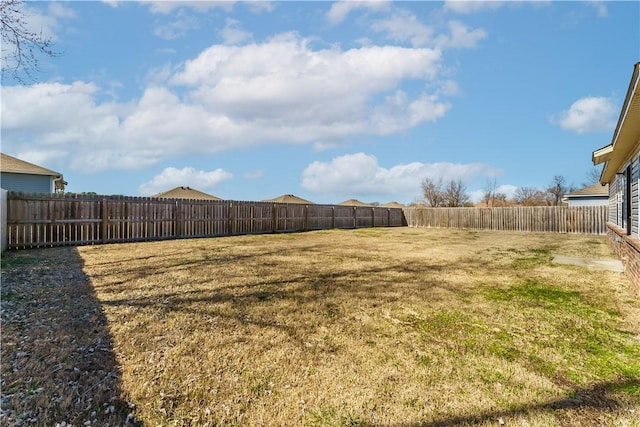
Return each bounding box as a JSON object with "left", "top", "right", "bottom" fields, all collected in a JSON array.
[
  {"left": 1, "top": 169, "right": 62, "bottom": 178},
  {"left": 592, "top": 144, "right": 613, "bottom": 165},
  {"left": 593, "top": 62, "right": 640, "bottom": 184}
]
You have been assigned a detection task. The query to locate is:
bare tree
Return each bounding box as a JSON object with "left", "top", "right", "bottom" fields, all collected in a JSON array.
[
  {"left": 442, "top": 180, "right": 470, "bottom": 207},
  {"left": 1, "top": 0, "right": 59, "bottom": 83},
  {"left": 493, "top": 192, "right": 508, "bottom": 206},
  {"left": 584, "top": 166, "right": 602, "bottom": 186},
  {"left": 482, "top": 178, "right": 497, "bottom": 207},
  {"left": 514, "top": 186, "right": 546, "bottom": 206},
  {"left": 545, "top": 175, "right": 575, "bottom": 206},
  {"left": 421, "top": 177, "right": 444, "bottom": 207}
]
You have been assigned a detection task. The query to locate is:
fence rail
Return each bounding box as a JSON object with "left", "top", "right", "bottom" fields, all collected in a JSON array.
[
  {"left": 4, "top": 193, "right": 610, "bottom": 249},
  {"left": 5, "top": 192, "right": 406, "bottom": 249},
  {"left": 404, "top": 206, "right": 608, "bottom": 234}
]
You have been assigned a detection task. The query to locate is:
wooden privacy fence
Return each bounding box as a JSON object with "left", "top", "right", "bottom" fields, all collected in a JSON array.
[
  {"left": 404, "top": 206, "right": 608, "bottom": 235},
  {"left": 5, "top": 192, "right": 406, "bottom": 249}
]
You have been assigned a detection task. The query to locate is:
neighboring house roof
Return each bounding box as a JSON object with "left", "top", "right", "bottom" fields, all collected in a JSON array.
[
  {"left": 381, "top": 201, "right": 405, "bottom": 208},
  {"left": 152, "top": 186, "right": 221, "bottom": 200},
  {"left": 0, "top": 152, "right": 67, "bottom": 190},
  {"left": 593, "top": 62, "right": 640, "bottom": 183},
  {"left": 338, "top": 199, "right": 371, "bottom": 206},
  {"left": 263, "top": 194, "right": 314, "bottom": 204},
  {"left": 564, "top": 183, "right": 609, "bottom": 199}
]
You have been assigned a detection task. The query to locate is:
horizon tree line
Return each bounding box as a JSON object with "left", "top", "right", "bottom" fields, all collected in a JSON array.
[{"left": 417, "top": 168, "right": 602, "bottom": 208}]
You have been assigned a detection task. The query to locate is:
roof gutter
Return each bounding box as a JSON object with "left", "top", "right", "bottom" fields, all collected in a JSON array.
[
  {"left": 594, "top": 62, "right": 640, "bottom": 184},
  {"left": 592, "top": 144, "right": 613, "bottom": 165}
]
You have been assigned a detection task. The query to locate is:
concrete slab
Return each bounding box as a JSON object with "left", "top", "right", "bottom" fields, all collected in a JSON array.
[{"left": 552, "top": 256, "right": 624, "bottom": 273}]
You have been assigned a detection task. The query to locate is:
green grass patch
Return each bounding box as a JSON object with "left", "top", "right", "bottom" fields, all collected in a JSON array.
[
  {"left": 512, "top": 247, "right": 554, "bottom": 269},
  {"left": 527, "top": 354, "right": 558, "bottom": 377},
  {"left": 484, "top": 279, "right": 582, "bottom": 308},
  {"left": 307, "top": 406, "right": 366, "bottom": 427},
  {"left": 609, "top": 378, "right": 640, "bottom": 396},
  {"left": 483, "top": 279, "right": 640, "bottom": 391}
]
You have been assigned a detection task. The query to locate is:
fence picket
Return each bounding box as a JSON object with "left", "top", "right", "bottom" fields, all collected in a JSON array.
[
  {"left": 5, "top": 193, "right": 608, "bottom": 250},
  {"left": 405, "top": 206, "right": 607, "bottom": 235},
  {"left": 5, "top": 192, "right": 405, "bottom": 249}
]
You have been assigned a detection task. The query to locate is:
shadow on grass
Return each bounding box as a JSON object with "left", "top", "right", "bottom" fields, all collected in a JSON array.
[
  {"left": 73, "top": 233, "right": 637, "bottom": 425},
  {"left": 0, "top": 247, "right": 139, "bottom": 425},
  {"left": 393, "top": 378, "right": 639, "bottom": 427},
  {"left": 95, "top": 260, "right": 460, "bottom": 342}
]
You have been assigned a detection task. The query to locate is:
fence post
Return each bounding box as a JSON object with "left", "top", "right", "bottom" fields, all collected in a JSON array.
[
  {"left": 101, "top": 198, "right": 109, "bottom": 243},
  {"left": 271, "top": 203, "right": 277, "bottom": 232},
  {"left": 332, "top": 206, "right": 336, "bottom": 229},
  {"left": 174, "top": 200, "right": 182, "bottom": 238},
  {"left": 0, "top": 189, "right": 7, "bottom": 252}
]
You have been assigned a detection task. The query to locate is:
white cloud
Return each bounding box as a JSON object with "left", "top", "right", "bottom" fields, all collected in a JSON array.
[
  {"left": 443, "top": 1, "right": 550, "bottom": 14},
  {"left": 2, "top": 81, "right": 121, "bottom": 141},
  {"left": 587, "top": 1, "right": 608, "bottom": 18},
  {"left": 326, "top": 0, "right": 390, "bottom": 24},
  {"left": 497, "top": 184, "right": 518, "bottom": 199},
  {"left": 47, "top": 3, "right": 76, "bottom": 20},
  {"left": 370, "top": 9, "right": 433, "bottom": 47},
  {"left": 2, "top": 34, "right": 453, "bottom": 174},
  {"left": 301, "top": 153, "right": 501, "bottom": 201},
  {"left": 144, "top": 1, "right": 235, "bottom": 14},
  {"left": 436, "top": 21, "right": 487, "bottom": 48},
  {"left": 11, "top": 149, "right": 68, "bottom": 173},
  {"left": 143, "top": 0, "right": 271, "bottom": 15},
  {"left": 153, "top": 10, "right": 199, "bottom": 40},
  {"left": 370, "top": 91, "right": 450, "bottom": 134},
  {"left": 443, "top": 1, "right": 510, "bottom": 14},
  {"left": 437, "top": 80, "right": 461, "bottom": 97},
  {"left": 138, "top": 166, "right": 232, "bottom": 195},
  {"left": 553, "top": 96, "right": 617, "bottom": 134},
  {"left": 2, "top": 2, "right": 75, "bottom": 74},
  {"left": 219, "top": 18, "right": 252, "bottom": 45},
  {"left": 169, "top": 32, "right": 446, "bottom": 134},
  {"left": 245, "top": 1, "right": 275, "bottom": 14},
  {"left": 243, "top": 169, "right": 264, "bottom": 179},
  {"left": 23, "top": 2, "right": 76, "bottom": 42},
  {"left": 369, "top": 9, "right": 486, "bottom": 49}
]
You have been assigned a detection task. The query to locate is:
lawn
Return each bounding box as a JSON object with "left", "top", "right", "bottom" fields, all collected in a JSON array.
[{"left": 1, "top": 227, "right": 639, "bottom": 426}]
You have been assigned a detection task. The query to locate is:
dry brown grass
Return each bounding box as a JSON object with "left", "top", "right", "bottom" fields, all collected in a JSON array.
[{"left": 2, "top": 227, "right": 639, "bottom": 426}]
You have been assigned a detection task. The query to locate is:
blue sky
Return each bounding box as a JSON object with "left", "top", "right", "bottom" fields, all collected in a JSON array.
[{"left": 1, "top": 1, "right": 638, "bottom": 204}]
